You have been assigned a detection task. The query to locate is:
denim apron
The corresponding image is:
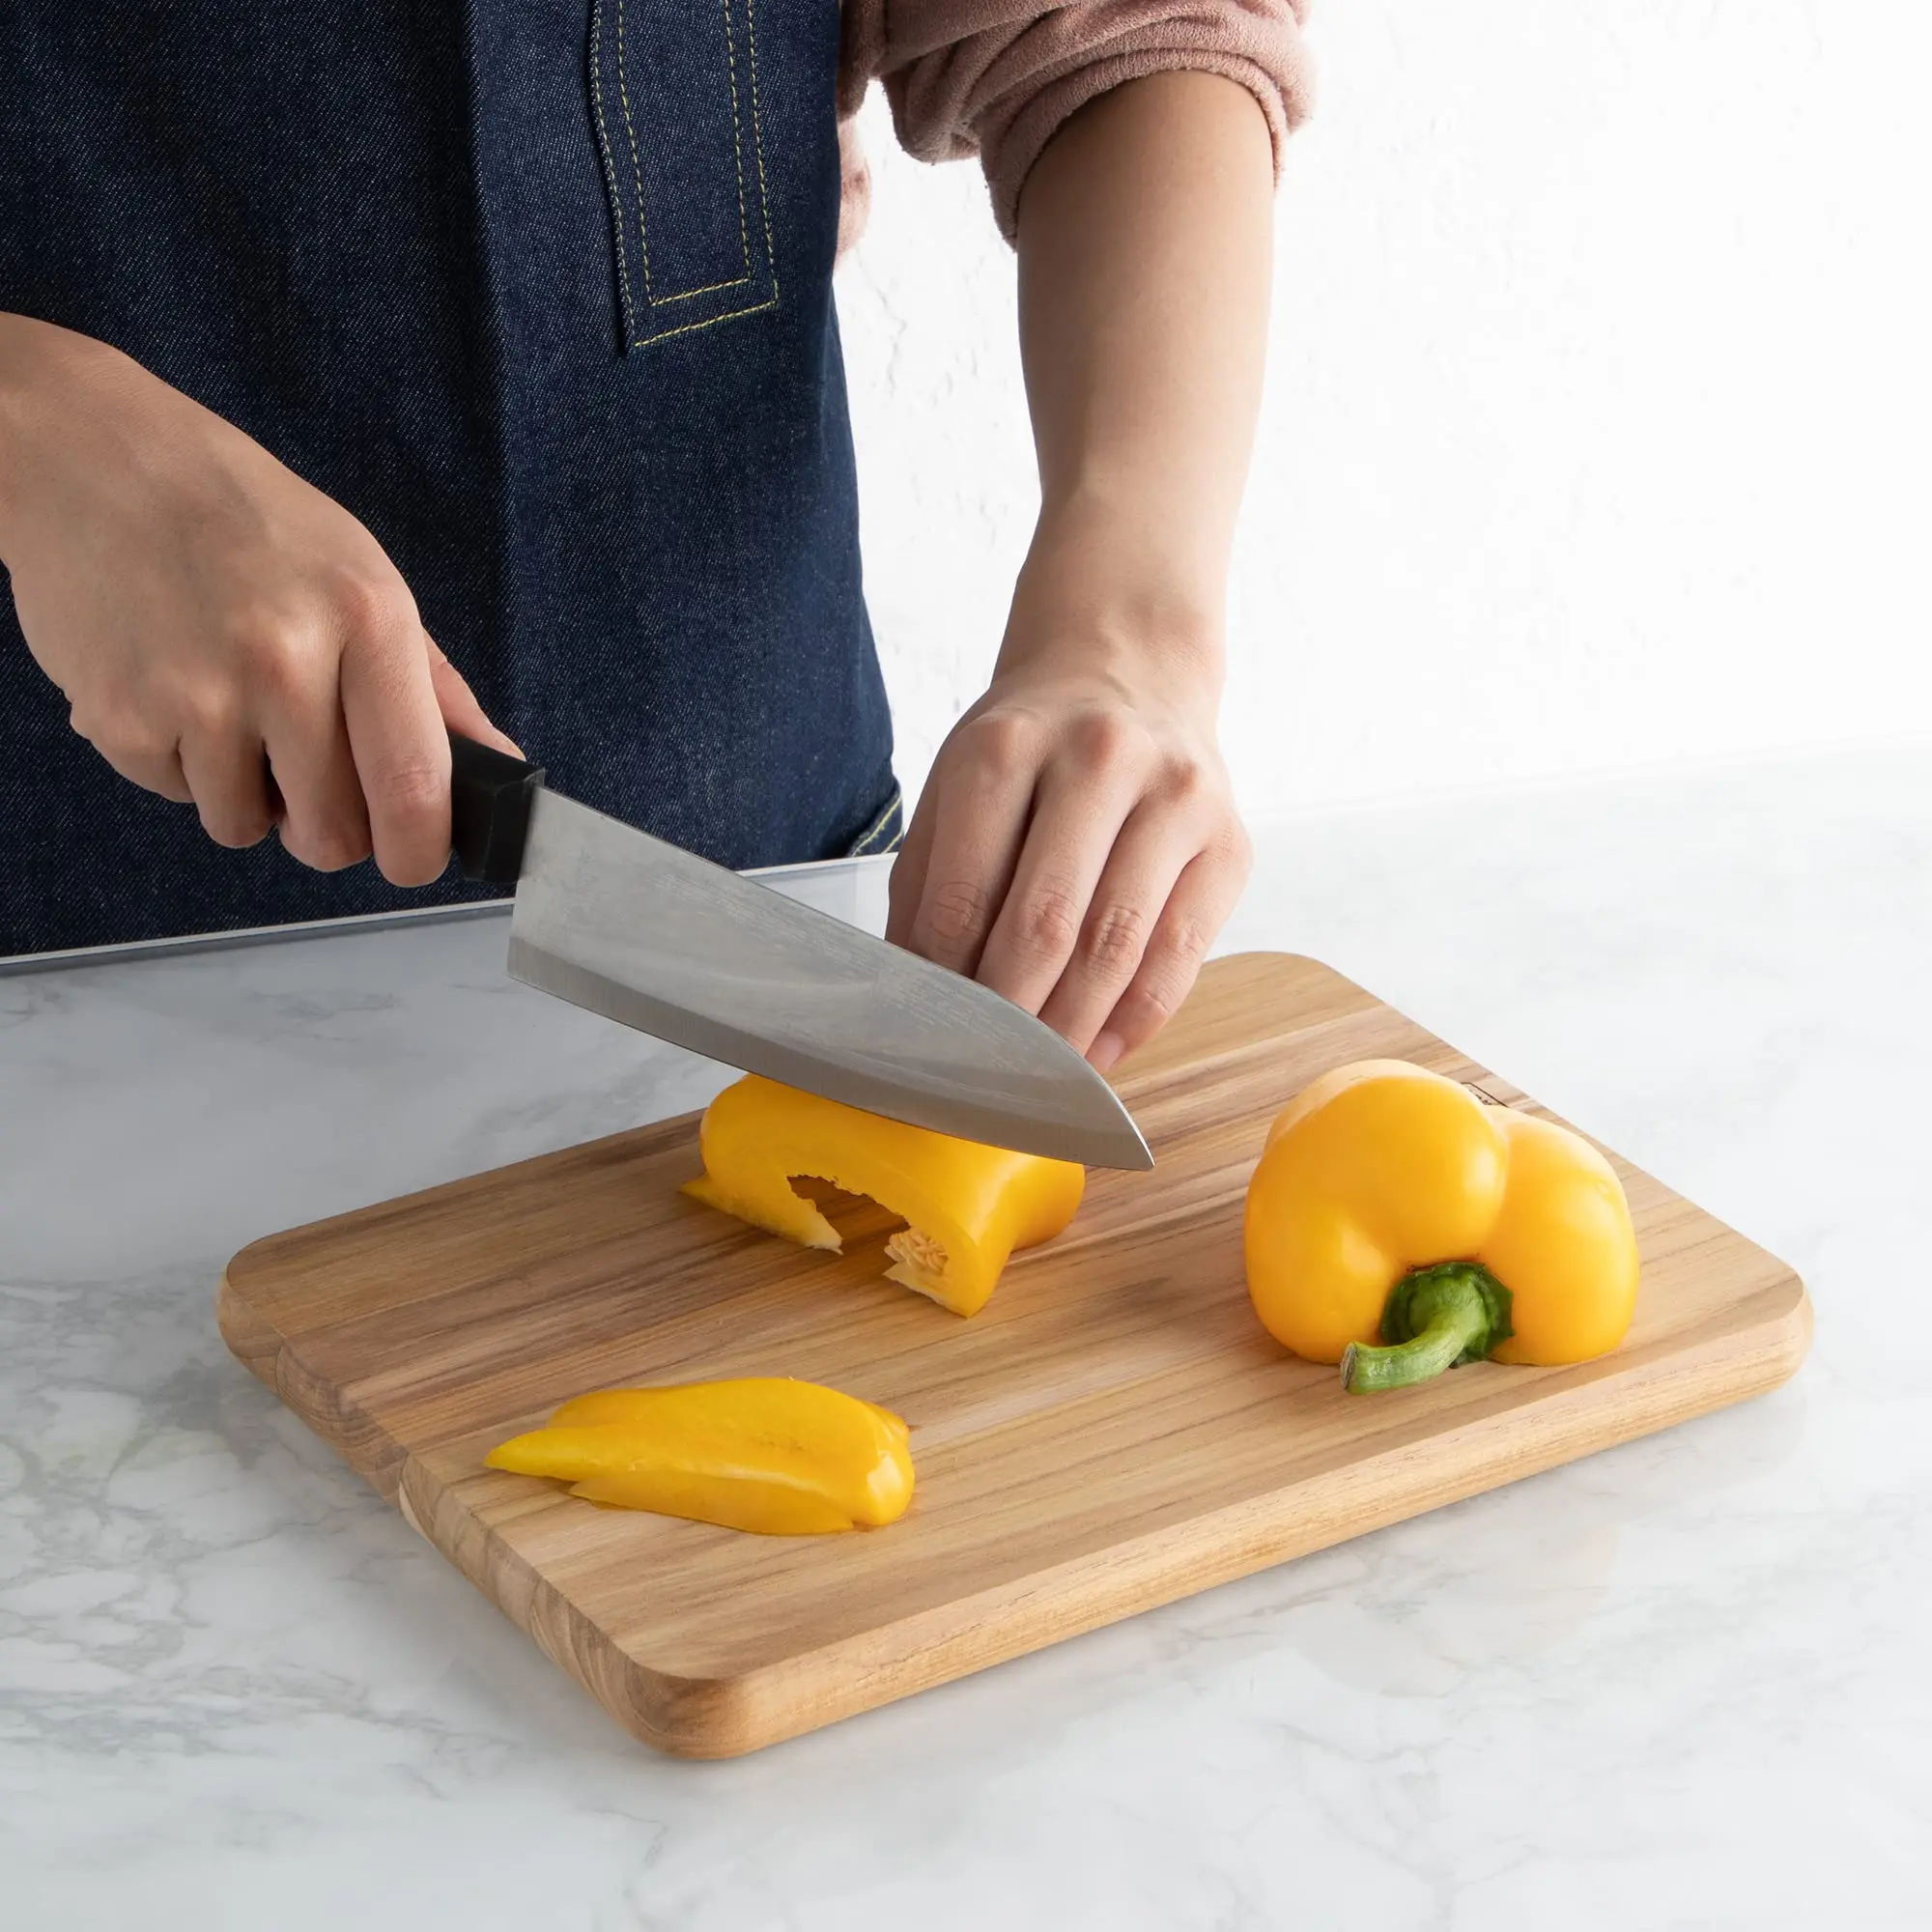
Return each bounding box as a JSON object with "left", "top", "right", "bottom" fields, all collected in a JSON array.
[{"left": 0, "top": 0, "right": 897, "bottom": 954}]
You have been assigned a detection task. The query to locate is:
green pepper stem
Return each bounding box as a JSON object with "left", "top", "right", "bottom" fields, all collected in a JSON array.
[{"left": 1340, "top": 1261, "right": 1514, "bottom": 1395}]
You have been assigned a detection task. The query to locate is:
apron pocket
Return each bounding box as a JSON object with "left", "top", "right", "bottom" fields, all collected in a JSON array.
[{"left": 589, "top": 0, "right": 779, "bottom": 349}]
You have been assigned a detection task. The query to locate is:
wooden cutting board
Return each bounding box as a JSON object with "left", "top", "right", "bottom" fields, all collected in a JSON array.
[{"left": 218, "top": 953, "right": 1809, "bottom": 1757}]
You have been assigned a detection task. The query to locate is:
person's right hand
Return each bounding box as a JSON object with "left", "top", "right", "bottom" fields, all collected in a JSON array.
[{"left": 0, "top": 314, "right": 521, "bottom": 884}]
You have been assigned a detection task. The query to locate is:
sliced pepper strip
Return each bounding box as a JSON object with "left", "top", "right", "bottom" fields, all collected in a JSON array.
[
  {"left": 1243, "top": 1059, "right": 1639, "bottom": 1391},
  {"left": 681, "top": 1074, "right": 1085, "bottom": 1317},
  {"left": 486, "top": 1377, "right": 914, "bottom": 1534}
]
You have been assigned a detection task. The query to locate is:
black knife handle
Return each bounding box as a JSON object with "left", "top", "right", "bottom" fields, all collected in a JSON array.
[{"left": 448, "top": 731, "right": 545, "bottom": 884}]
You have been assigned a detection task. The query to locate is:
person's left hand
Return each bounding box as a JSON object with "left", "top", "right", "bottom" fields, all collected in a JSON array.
[{"left": 887, "top": 603, "right": 1250, "bottom": 1073}]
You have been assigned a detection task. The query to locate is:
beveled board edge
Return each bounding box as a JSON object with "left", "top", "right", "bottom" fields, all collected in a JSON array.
[{"left": 219, "top": 1264, "right": 1810, "bottom": 1756}]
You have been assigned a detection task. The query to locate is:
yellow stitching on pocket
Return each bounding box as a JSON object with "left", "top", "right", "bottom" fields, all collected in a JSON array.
[
  {"left": 636, "top": 0, "right": 755, "bottom": 302},
  {"left": 612, "top": 0, "right": 655, "bottom": 299},
  {"left": 617, "top": 0, "right": 758, "bottom": 306},
  {"left": 716, "top": 0, "right": 753, "bottom": 289},
  {"left": 744, "top": 0, "right": 779, "bottom": 300},
  {"left": 605, "top": 0, "right": 781, "bottom": 348},
  {"left": 651, "top": 275, "right": 755, "bottom": 301},
  {"left": 588, "top": 1, "right": 638, "bottom": 341},
  {"left": 633, "top": 295, "right": 778, "bottom": 348}
]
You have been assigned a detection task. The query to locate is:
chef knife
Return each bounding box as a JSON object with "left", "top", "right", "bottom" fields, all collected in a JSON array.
[{"left": 447, "top": 734, "right": 1152, "bottom": 1170}]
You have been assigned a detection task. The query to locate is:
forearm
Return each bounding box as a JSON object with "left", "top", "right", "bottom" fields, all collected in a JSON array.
[
  {"left": 887, "top": 70, "right": 1267, "bottom": 1054},
  {"left": 1011, "top": 70, "right": 1274, "bottom": 674}
]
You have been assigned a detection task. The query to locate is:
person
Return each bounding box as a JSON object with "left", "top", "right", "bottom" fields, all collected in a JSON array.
[{"left": 0, "top": 3, "right": 1309, "bottom": 1068}]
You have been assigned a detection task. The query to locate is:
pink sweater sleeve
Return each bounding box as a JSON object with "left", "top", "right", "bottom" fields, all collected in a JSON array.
[{"left": 838, "top": 0, "right": 1314, "bottom": 245}]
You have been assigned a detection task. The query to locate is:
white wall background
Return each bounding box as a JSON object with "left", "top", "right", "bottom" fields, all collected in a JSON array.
[{"left": 836, "top": 0, "right": 1932, "bottom": 818}]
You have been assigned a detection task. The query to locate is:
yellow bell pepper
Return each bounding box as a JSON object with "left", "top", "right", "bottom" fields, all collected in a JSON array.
[
  {"left": 486, "top": 1378, "right": 915, "bottom": 1534},
  {"left": 681, "top": 1073, "right": 1085, "bottom": 1317},
  {"left": 1243, "top": 1060, "right": 1639, "bottom": 1393}
]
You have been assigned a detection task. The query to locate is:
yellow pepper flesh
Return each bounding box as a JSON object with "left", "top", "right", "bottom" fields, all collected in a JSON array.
[
  {"left": 486, "top": 1377, "right": 915, "bottom": 1534},
  {"left": 1244, "top": 1060, "right": 1639, "bottom": 1390},
  {"left": 681, "top": 1073, "right": 1085, "bottom": 1317}
]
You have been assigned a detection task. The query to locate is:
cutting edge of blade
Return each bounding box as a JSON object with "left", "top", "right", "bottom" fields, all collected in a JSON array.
[{"left": 505, "top": 933, "right": 1154, "bottom": 1169}]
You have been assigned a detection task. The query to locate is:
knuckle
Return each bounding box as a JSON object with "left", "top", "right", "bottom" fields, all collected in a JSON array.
[
  {"left": 224, "top": 611, "right": 320, "bottom": 709},
  {"left": 963, "top": 710, "right": 1038, "bottom": 777},
  {"left": 1068, "top": 709, "right": 1143, "bottom": 771},
  {"left": 178, "top": 682, "right": 242, "bottom": 741},
  {"left": 225, "top": 601, "right": 302, "bottom": 668},
  {"left": 367, "top": 760, "right": 445, "bottom": 822},
  {"left": 1198, "top": 809, "right": 1254, "bottom": 880},
  {"left": 1081, "top": 901, "right": 1148, "bottom": 975},
  {"left": 283, "top": 807, "right": 373, "bottom": 872},
  {"left": 1123, "top": 969, "right": 1190, "bottom": 1028},
  {"left": 244, "top": 636, "right": 310, "bottom": 709},
  {"left": 1125, "top": 921, "right": 1215, "bottom": 1026},
  {"left": 1164, "top": 915, "right": 1215, "bottom": 968},
  {"left": 918, "top": 878, "right": 996, "bottom": 952},
  {"left": 330, "top": 569, "right": 416, "bottom": 647},
  {"left": 1157, "top": 757, "right": 1213, "bottom": 810},
  {"left": 1012, "top": 880, "right": 1083, "bottom": 961}
]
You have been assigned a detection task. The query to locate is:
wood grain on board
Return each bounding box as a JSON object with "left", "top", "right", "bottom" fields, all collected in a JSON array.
[{"left": 219, "top": 953, "right": 1810, "bottom": 1757}]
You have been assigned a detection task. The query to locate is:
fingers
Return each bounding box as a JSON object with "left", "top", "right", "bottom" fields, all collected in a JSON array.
[
  {"left": 110, "top": 619, "right": 508, "bottom": 884},
  {"left": 176, "top": 716, "right": 276, "bottom": 849},
  {"left": 266, "top": 699, "right": 372, "bottom": 871},
  {"left": 1033, "top": 799, "right": 1197, "bottom": 1052},
  {"left": 888, "top": 712, "right": 1041, "bottom": 978},
  {"left": 972, "top": 726, "right": 1145, "bottom": 1015},
  {"left": 268, "top": 633, "right": 512, "bottom": 877},
  {"left": 884, "top": 791, "right": 937, "bottom": 950},
  {"left": 1087, "top": 825, "right": 1251, "bottom": 1070},
  {"left": 889, "top": 694, "right": 1248, "bottom": 1066},
  {"left": 338, "top": 610, "right": 452, "bottom": 887}
]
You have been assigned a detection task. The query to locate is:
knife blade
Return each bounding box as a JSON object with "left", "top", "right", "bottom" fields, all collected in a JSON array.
[{"left": 448, "top": 734, "right": 1152, "bottom": 1170}]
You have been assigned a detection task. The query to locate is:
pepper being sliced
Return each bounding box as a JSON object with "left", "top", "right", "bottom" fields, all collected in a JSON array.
[
  {"left": 485, "top": 1377, "right": 915, "bottom": 1534},
  {"left": 1243, "top": 1059, "right": 1639, "bottom": 1392},
  {"left": 681, "top": 1073, "right": 1085, "bottom": 1317}
]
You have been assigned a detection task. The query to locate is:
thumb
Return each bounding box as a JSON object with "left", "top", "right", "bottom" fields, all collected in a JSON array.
[{"left": 423, "top": 633, "right": 525, "bottom": 759}]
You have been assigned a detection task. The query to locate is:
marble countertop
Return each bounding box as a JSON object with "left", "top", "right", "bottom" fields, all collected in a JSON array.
[{"left": 4, "top": 745, "right": 1927, "bottom": 1930}]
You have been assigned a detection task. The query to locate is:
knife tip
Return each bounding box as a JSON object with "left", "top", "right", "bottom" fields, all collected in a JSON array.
[{"left": 1083, "top": 1118, "right": 1154, "bottom": 1172}]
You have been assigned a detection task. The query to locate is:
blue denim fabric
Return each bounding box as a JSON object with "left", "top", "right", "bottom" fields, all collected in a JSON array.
[{"left": 0, "top": 0, "right": 895, "bottom": 953}]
